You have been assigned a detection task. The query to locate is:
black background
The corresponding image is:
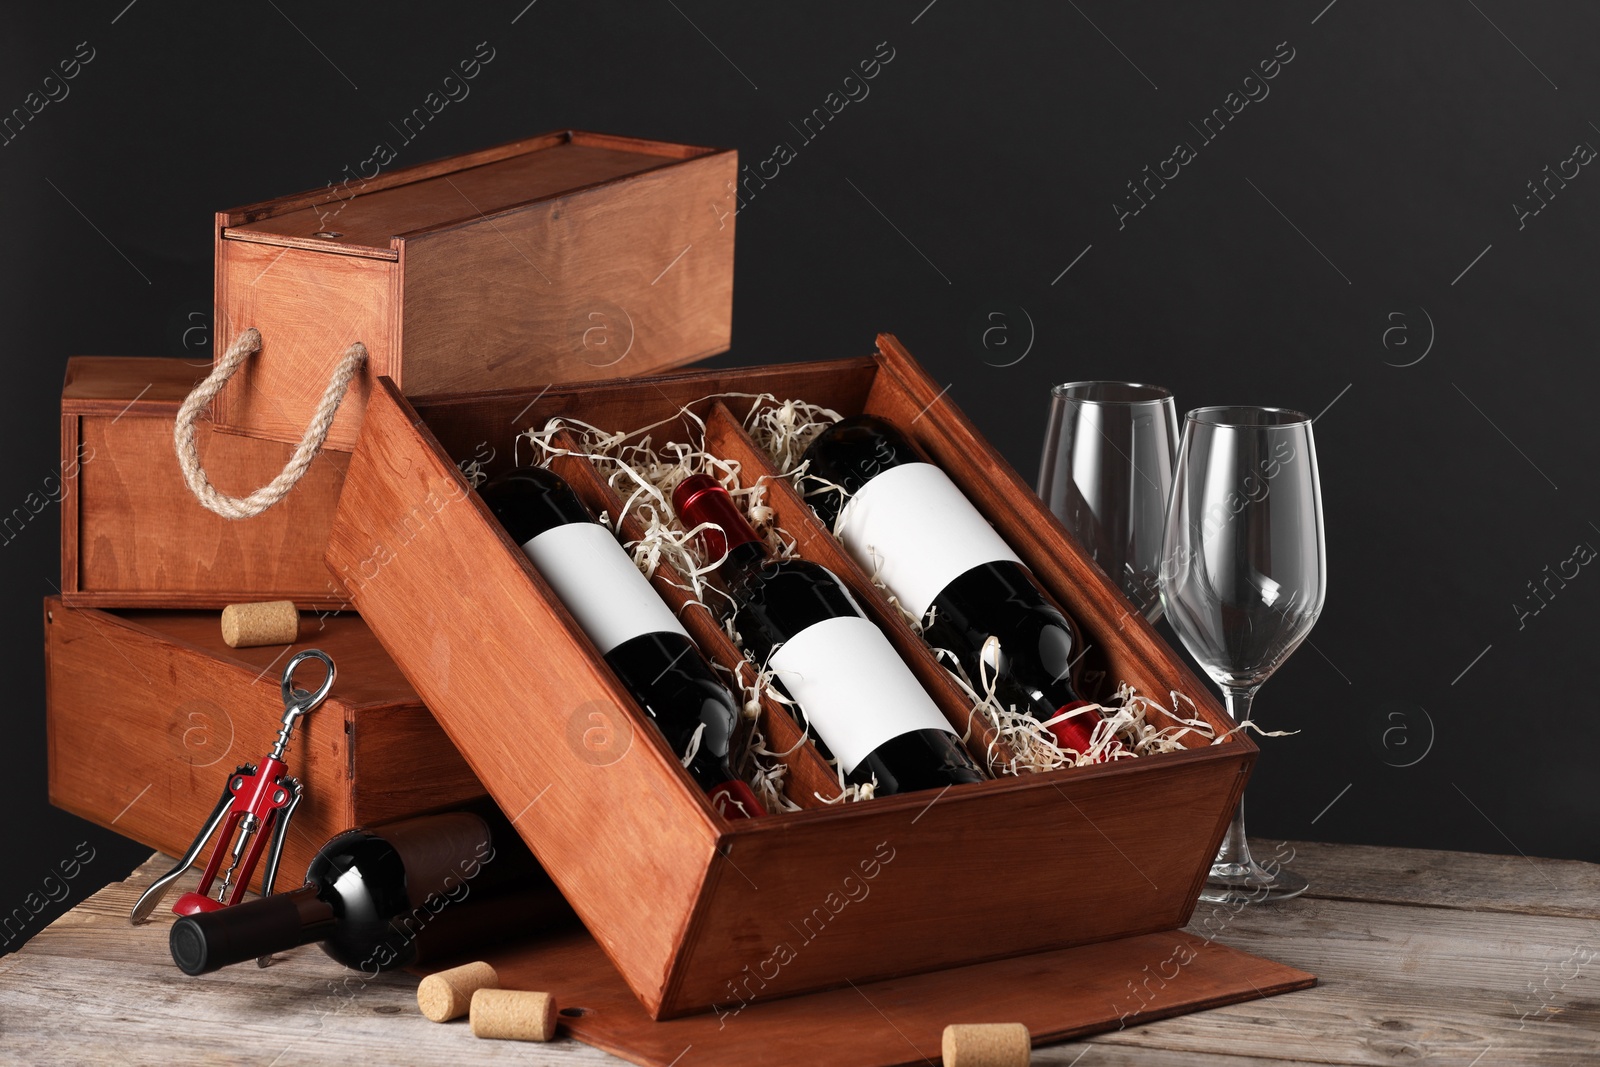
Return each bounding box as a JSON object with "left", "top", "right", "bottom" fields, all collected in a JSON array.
[{"left": 4, "top": 1, "right": 1596, "bottom": 946}]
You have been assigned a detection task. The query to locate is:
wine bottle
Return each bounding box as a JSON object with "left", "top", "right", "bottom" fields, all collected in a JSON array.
[
  {"left": 480, "top": 467, "right": 762, "bottom": 818},
  {"left": 673, "top": 474, "right": 984, "bottom": 795},
  {"left": 169, "top": 804, "right": 572, "bottom": 976},
  {"left": 799, "top": 415, "right": 1117, "bottom": 759}
]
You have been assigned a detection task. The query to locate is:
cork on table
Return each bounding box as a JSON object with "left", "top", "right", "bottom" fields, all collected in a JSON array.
[{"left": 0, "top": 840, "right": 1595, "bottom": 1066}]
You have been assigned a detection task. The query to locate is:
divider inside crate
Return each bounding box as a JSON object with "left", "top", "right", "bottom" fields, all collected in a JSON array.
[
  {"left": 541, "top": 430, "right": 845, "bottom": 813},
  {"left": 409, "top": 356, "right": 881, "bottom": 481},
  {"left": 726, "top": 391, "right": 1222, "bottom": 751},
  {"left": 699, "top": 401, "right": 1019, "bottom": 774},
  {"left": 703, "top": 393, "right": 1224, "bottom": 755},
  {"left": 412, "top": 349, "right": 1233, "bottom": 759},
  {"left": 864, "top": 348, "right": 1234, "bottom": 744}
]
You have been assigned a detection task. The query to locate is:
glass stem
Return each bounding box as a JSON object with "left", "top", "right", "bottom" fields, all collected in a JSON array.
[{"left": 1215, "top": 686, "right": 1259, "bottom": 870}]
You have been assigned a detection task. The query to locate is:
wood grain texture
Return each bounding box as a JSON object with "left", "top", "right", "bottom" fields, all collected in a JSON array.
[
  {"left": 326, "top": 344, "right": 1255, "bottom": 1019},
  {"left": 0, "top": 852, "right": 1314, "bottom": 1067},
  {"left": 211, "top": 242, "right": 397, "bottom": 451},
  {"left": 671, "top": 754, "right": 1256, "bottom": 1016},
  {"left": 1084, "top": 884, "right": 1600, "bottom": 1065},
  {"left": 398, "top": 150, "right": 734, "bottom": 396},
  {"left": 323, "top": 379, "right": 722, "bottom": 1019},
  {"left": 0, "top": 854, "right": 614, "bottom": 1066},
  {"left": 9, "top": 843, "right": 1592, "bottom": 1065},
  {"left": 226, "top": 134, "right": 714, "bottom": 253},
  {"left": 62, "top": 357, "right": 350, "bottom": 610},
  {"left": 43, "top": 599, "right": 482, "bottom": 889},
  {"left": 61, "top": 355, "right": 202, "bottom": 410},
  {"left": 218, "top": 130, "right": 573, "bottom": 227},
  {"left": 479, "top": 926, "right": 1312, "bottom": 1067},
  {"left": 57, "top": 411, "right": 80, "bottom": 602},
  {"left": 1287, "top": 838, "right": 1600, "bottom": 920},
  {"left": 212, "top": 130, "right": 734, "bottom": 452}
]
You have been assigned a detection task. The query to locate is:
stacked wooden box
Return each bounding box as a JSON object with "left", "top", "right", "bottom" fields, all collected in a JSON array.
[
  {"left": 45, "top": 128, "right": 1311, "bottom": 1066},
  {"left": 47, "top": 129, "right": 737, "bottom": 890}
]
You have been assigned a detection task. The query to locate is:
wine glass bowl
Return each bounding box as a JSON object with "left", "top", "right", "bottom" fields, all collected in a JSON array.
[
  {"left": 1039, "top": 382, "right": 1179, "bottom": 623},
  {"left": 1160, "top": 405, "right": 1325, "bottom": 905}
]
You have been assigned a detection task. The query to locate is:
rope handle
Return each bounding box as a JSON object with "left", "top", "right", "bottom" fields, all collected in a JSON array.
[{"left": 174, "top": 328, "right": 367, "bottom": 519}]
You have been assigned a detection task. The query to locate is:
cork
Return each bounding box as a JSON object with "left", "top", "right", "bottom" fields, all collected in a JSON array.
[
  {"left": 417, "top": 961, "right": 499, "bottom": 1022},
  {"left": 470, "top": 988, "right": 558, "bottom": 1042},
  {"left": 941, "top": 1023, "right": 1031, "bottom": 1067},
  {"left": 220, "top": 600, "right": 299, "bottom": 648}
]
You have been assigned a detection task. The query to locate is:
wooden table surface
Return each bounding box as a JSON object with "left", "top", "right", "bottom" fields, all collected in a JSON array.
[{"left": 2, "top": 840, "right": 1595, "bottom": 1066}]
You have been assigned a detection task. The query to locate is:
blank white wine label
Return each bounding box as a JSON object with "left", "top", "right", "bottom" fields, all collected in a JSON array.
[
  {"left": 836, "top": 462, "right": 1023, "bottom": 618},
  {"left": 768, "top": 615, "right": 956, "bottom": 774},
  {"left": 520, "top": 523, "right": 688, "bottom": 653}
]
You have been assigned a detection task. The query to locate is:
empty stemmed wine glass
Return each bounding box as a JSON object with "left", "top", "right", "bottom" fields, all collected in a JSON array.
[
  {"left": 1160, "top": 406, "right": 1326, "bottom": 904},
  {"left": 1038, "top": 382, "right": 1179, "bottom": 622}
]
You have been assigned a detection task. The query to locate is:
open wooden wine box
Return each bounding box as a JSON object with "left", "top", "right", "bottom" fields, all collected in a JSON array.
[{"left": 324, "top": 335, "right": 1314, "bottom": 1062}]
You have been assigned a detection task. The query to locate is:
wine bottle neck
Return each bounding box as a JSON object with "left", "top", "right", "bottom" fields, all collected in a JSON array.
[
  {"left": 673, "top": 475, "right": 766, "bottom": 568},
  {"left": 169, "top": 883, "right": 337, "bottom": 976},
  {"left": 480, "top": 465, "right": 594, "bottom": 543},
  {"left": 1045, "top": 700, "right": 1122, "bottom": 761},
  {"left": 799, "top": 415, "right": 925, "bottom": 527},
  {"left": 722, "top": 538, "right": 770, "bottom": 581},
  {"left": 708, "top": 778, "right": 764, "bottom": 819}
]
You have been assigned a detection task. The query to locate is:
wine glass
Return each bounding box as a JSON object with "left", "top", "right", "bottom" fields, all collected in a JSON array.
[
  {"left": 1038, "top": 382, "right": 1179, "bottom": 622},
  {"left": 1160, "top": 406, "right": 1325, "bottom": 904}
]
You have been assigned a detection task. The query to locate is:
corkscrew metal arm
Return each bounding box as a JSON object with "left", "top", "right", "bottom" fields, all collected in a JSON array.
[
  {"left": 256, "top": 776, "right": 304, "bottom": 907},
  {"left": 129, "top": 769, "right": 249, "bottom": 925},
  {"left": 127, "top": 649, "right": 335, "bottom": 925}
]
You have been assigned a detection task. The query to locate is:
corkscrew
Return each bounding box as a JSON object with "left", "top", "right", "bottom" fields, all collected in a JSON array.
[{"left": 130, "top": 649, "right": 335, "bottom": 926}]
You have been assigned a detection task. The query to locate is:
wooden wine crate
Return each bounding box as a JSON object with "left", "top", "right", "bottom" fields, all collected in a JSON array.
[
  {"left": 211, "top": 129, "right": 736, "bottom": 453},
  {"left": 327, "top": 335, "right": 1300, "bottom": 1028},
  {"left": 43, "top": 598, "right": 484, "bottom": 890},
  {"left": 59, "top": 356, "right": 348, "bottom": 610}
]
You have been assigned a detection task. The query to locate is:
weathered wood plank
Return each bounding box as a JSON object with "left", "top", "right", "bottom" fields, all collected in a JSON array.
[
  {"left": 1188, "top": 895, "right": 1599, "bottom": 996},
  {"left": 0, "top": 953, "right": 615, "bottom": 1066},
  {"left": 1080, "top": 987, "right": 1597, "bottom": 1067},
  {"left": 1035, "top": 1051, "right": 1319, "bottom": 1067},
  {"left": 1069, "top": 872, "right": 1600, "bottom": 1067},
  {"left": 7, "top": 845, "right": 1599, "bottom": 1067},
  {"left": 0, "top": 855, "right": 606, "bottom": 1065},
  {"left": 1283, "top": 838, "right": 1600, "bottom": 920}
]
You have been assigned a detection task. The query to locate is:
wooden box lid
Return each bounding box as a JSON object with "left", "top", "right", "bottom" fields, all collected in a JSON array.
[
  {"left": 324, "top": 336, "right": 1257, "bottom": 1020},
  {"left": 212, "top": 129, "right": 737, "bottom": 453},
  {"left": 453, "top": 925, "right": 1314, "bottom": 1066}
]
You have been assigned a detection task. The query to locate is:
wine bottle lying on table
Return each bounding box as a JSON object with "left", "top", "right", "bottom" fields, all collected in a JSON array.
[
  {"left": 674, "top": 474, "right": 985, "bottom": 796},
  {"left": 170, "top": 803, "right": 572, "bottom": 976},
  {"left": 799, "top": 415, "right": 1120, "bottom": 760},
  {"left": 480, "top": 466, "right": 763, "bottom": 818}
]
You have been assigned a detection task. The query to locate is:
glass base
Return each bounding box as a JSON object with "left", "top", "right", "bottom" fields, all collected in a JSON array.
[{"left": 1198, "top": 859, "right": 1309, "bottom": 906}]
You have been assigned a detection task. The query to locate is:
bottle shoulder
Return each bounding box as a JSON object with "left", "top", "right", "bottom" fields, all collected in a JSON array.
[
  {"left": 480, "top": 466, "right": 593, "bottom": 540},
  {"left": 938, "top": 560, "right": 1068, "bottom": 622},
  {"left": 730, "top": 555, "right": 861, "bottom": 611}
]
